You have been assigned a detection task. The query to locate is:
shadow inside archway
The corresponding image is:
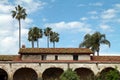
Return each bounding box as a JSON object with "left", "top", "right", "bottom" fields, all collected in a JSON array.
[
  {"left": 42, "top": 67, "right": 64, "bottom": 80},
  {"left": 75, "top": 68, "right": 94, "bottom": 80},
  {"left": 98, "top": 67, "right": 120, "bottom": 80},
  {"left": 0, "top": 69, "right": 8, "bottom": 80},
  {"left": 13, "top": 68, "right": 38, "bottom": 80}
]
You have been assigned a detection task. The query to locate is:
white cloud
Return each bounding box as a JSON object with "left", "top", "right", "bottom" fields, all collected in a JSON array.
[
  {"left": 100, "top": 52, "right": 120, "bottom": 56},
  {"left": 88, "top": 11, "right": 98, "bottom": 15},
  {"left": 117, "top": 19, "right": 120, "bottom": 23},
  {"left": 99, "top": 45, "right": 120, "bottom": 56},
  {"left": 90, "top": 16, "right": 99, "bottom": 19},
  {"left": 99, "top": 24, "right": 113, "bottom": 32},
  {"left": 24, "top": 18, "right": 33, "bottom": 24},
  {"left": 115, "top": 4, "right": 120, "bottom": 8},
  {"left": 15, "top": 0, "right": 46, "bottom": 13},
  {"left": 0, "top": 36, "right": 18, "bottom": 54},
  {"left": 45, "top": 21, "right": 92, "bottom": 33},
  {"left": 0, "top": 1, "right": 35, "bottom": 54},
  {"left": 89, "top": 2, "right": 103, "bottom": 6},
  {"left": 42, "top": 18, "right": 48, "bottom": 22},
  {"left": 80, "top": 17, "right": 88, "bottom": 21},
  {"left": 0, "top": 15, "right": 28, "bottom": 54},
  {"left": 0, "top": 4, "right": 13, "bottom": 14},
  {"left": 101, "top": 9, "right": 116, "bottom": 19},
  {"left": 0, "top": 0, "right": 9, "bottom": 4},
  {"left": 0, "top": 14, "right": 13, "bottom": 28},
  {"left": 77, "top": 4, "right": 86, "bottom": 7}
]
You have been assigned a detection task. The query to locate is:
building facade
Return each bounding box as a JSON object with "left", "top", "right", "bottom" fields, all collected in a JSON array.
[{"left": 0, "top": 48, "right": 120, "bottom": 80}]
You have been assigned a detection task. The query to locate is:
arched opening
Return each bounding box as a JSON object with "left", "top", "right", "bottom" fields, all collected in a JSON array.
[
  {"left": 99, "top": 67, "right": 120, "bottom": 79},
  {"left": 13, "top": 68, "right": 38, "bottom": 80},
  {"left": 42, "top": 67, "right": 64, "bottom": 80},
  {"left": 75, "top": 68, "right": 94, "bottom": 80},
  {"left": 0, "top": 69, "right": 8, "bottom": 80}
]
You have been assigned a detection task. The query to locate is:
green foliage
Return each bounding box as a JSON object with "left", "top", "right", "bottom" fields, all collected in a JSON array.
[
  {"left": 11, "top": 5, "right": 27, "bottom": 20},
  {"left": 105, "top": 68, "right": 120, "bottom": 80},
  {"left": 80, "top": 31, "right": 110, "bottom": 56},
  {"left": 50, "top": 31, "right": 59, "bottom": 48},
  {"left": 44, "top": 27, "right": 52, "bottom": 48},
  {"left": 60, "top": 69, "right": 80, "bottom": 80},
  {"left": 11, "top": 5, "right": 27, "bottom": 48},
  {"left": 97, "top": 68, "right": 120, "bottom": 80},
  {"left": 28, "top": 27, "right": 43, "bottom": 48}
]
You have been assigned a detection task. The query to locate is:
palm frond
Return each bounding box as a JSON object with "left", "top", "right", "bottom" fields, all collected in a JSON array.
[
  {"left": 11, "top": 11, "right": 16, "bottom": 18},
  {"left": 101, "top": 40, "right": 111, "bottom": 47},
  {"left": 79, "top": 31, "right": 110, "bottom": 56}
]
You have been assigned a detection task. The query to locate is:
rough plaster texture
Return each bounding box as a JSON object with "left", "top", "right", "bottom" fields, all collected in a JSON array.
[
  {"left": 0, "top": 62, "right": 120, "bottom": 80},
  {"left": 22, "top": 54, "right": 90, "bottom": 61}
]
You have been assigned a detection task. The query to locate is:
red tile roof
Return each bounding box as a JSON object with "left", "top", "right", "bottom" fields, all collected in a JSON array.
[
  {"left": 0, "top": 55, "right": 20, "bottom": 61},
  {"left": 19, "top": 48, "right": 93, "bottom": 54},
  {"left": 91, "top": 56, "right": 120, "bottom": 61}
]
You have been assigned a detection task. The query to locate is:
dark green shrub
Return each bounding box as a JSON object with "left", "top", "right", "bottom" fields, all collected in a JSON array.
[{"left": 60, "top": 68, "right": 80, "bottom": 80}]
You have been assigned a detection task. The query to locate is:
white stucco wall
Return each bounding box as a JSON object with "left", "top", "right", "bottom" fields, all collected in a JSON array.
[
  {"left": 78, "top": 54, "right": 91, "bottom": 60},
  {"left": 58, "top": 54, "right": 73, "bottom": 60},
  {"left": 0, "top": 62, "right": 120, "bottom": 80},
  {"left": 21, "top": 54, "right": 91, "bottom": 61}
]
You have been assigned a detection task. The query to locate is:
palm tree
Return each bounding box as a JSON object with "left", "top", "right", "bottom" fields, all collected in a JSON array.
[
  {"left": 44, "top": 27, "right": 52, "bottom": 48},
  {"left": 79, "top": 33, "right": 92, "bottom": 48},
  {"left": 50, "top": 31, "right": 59, "bottom": 48},
  {"left": 33, "top": 27, "right": 43, "bottom": 48},
  {"left": 28, "top": 28, "right": 35, "bottom": 48},
  {"left": 80, "top": 32, "right": 110, "bottom": 56},
  {"left": 11, "top": 5, "right": 27, "bottom": 48},
  {"left": 28, "top": 27, "right": 43, "bottom": 48}
]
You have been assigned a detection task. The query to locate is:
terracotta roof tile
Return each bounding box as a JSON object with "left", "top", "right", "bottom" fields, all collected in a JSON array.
[
  {"left": 0, "top": 55, "right": 20, "bottom": 61},
  {"left": 91, "top": 56, "right": 120, "bottom": 61},
  {"left": 19, "top": 48, "right": 93, "bottom": 54}
]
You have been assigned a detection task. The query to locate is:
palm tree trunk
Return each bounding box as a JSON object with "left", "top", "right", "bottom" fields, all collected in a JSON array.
[
  {"left": 97, "top": 51, "right": 99, "bottom": 56},
  {"left": 47, "top": 36, "right": 49, "bottom": 48},
  {"left": 32, "top": 40, "right": 34, "bottom": 48},
  {"left": 53, "top": 42, "right": 55, "bottom": 48},
  {"left": 18, "top": 19, "right": 21, "bottom": 49},
  {"left": 97, "top": 47, "right": 100, "bottom": 56},
  {"left": 37, "top": 39, "right": 39, "bottom": 48}
]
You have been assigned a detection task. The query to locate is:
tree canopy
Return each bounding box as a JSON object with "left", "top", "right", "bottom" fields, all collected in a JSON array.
[
  {"left": 60, "top": 68, "right": 80, "bottom": 80},
  {"left": 50, "top": 31, "right": 59, "bottom": 48},
  {"left": 11, "top": 5, "right": 27, "bottom": 48},
  {"left": 80, "top": 32, "right": 110, "bottom": 56},
  {"left": 28, "top": 27, "right": 43, "bottom": 48}
]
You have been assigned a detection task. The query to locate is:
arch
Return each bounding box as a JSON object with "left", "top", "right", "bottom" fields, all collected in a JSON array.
[
  {"left": 98, "top": 67, "right": 120, "bottom": 79},
  {"left": 13, "top": 67, "right": 38, "bottom": 80},
  {"left": 42, "top": 67, "right": 64, "bottom": 80},
  {"left": 74, "top": 67, "right": 94, "bottom": 80},
  {"left": 0, "top": 68, "right": 8, "bottom": 80}
]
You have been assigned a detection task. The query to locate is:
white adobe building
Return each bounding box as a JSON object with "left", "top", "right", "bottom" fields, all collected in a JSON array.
[{"left": 0, "top": 47, "right": 120, "bottom": 80}]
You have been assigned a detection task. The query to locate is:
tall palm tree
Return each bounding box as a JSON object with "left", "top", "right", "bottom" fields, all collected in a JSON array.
[
  {"left": 28, "top": 28, "right": 35, "bottom": 48},
  {"left": 50, "top": 31, "right": 59, "bottom": 48},
  {"left": 33, "top": 27, "right": 43, "bottom": 48},
  {"left": 11, "top": 5, "right": 27, "bottom": 48},
  {"left": 80, "top": 32, "right": 110, "bottom": 56},
  {"left": 44, "top": 27, "right": 52, "bottom": 48},
  {"left": 28, "top": 27, "right": 43, "bottom": 48},
  {"left": 28, "top": 28, "right": 33, "bottom": 48}
]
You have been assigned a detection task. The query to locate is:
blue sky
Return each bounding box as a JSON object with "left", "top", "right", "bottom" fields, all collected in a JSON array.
[{"left": 0, "top": 0, "right": 120, "bottom": 55}]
